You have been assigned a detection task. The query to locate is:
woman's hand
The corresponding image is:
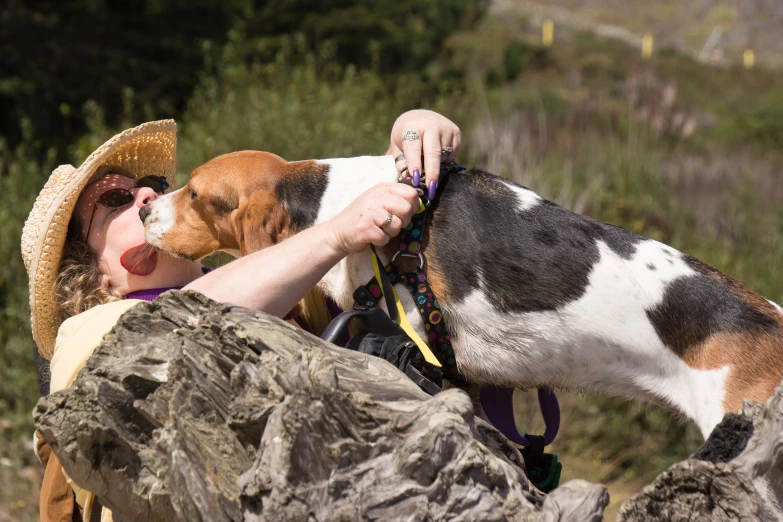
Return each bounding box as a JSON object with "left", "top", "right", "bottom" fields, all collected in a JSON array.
[
  {"left": 326, "top": 182, "right": 419, "bottom": 255},
  {"left": 389, "top": 109, "right": 461, "bottom": 199}
]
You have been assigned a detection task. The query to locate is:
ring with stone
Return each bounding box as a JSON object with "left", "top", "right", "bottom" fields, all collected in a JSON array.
[
  {"left": 380, "top": 212, "right": 393, "bottom": 230},
  {"left": 402, "top": 129, "right": 421, "bottom": 142},
  {"left": 441, "top": 146, "right": 453, "bottom": 156}
]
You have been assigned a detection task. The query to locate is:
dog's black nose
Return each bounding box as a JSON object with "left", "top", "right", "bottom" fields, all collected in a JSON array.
[{"left": 139, "top": 206, "right": 149, "bottom": 223}]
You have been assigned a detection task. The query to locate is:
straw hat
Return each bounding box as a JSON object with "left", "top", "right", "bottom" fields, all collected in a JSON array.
[{"left": 21, "top": 120, "right": 177, "bottom": 360}]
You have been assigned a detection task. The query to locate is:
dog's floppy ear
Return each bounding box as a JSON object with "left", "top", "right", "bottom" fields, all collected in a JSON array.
[{"left": 231, "top": 191, "right": 292, "bottom": 256}]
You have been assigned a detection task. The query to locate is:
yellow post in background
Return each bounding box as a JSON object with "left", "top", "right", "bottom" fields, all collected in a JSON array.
[
  {"left": 642, "top": 34, "right": 654, "bottom": 60},
  {"left": 744, "top": 49, "right": 755, "bottom": 69},
  {"left": 542, "top": 19, "right": 554, "bottom": 47}
]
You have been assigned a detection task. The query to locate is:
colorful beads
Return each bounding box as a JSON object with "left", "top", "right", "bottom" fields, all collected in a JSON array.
[{"left": 353, "top": 208, "right": 457, "bottom": 372}]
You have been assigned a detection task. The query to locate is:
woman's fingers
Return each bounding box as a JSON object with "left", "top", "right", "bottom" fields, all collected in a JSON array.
[
  {"left": 368, "top": 227, "right": 391, "bottom": 246},
  {"left": 401, "top": 130, "right": 424, "bottom": 186},
  {"left": 328, "top": 182, "right": 420, "bottom": 253},
  {"left": 382, "top": 195, "right": 417, "bottom": 226},
  {"left": 373, "top": 208, "right": 402, "bottom": 239},
  {"left": 450, "top": 131, "right": 462, "bottom": 162},
  {"left": 390, "top": 143, "right": 424, "bottom": 196},
  {"left": 390, "top": 142, "right": 408, "bottom": 178},
  {"left": 385, "top": 184, "right": 420, "bottom": 221},
  {"left": 388, "top": 111, "right": 462, "bottom": 200},
  {"left": 365, "top": 186, "right": 418, "bottom": 246},
  {"left": 422, "top": 130, "right": 448, "bottom": 192}
]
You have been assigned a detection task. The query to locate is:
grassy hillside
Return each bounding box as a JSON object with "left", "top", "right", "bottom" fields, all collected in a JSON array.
[
  {"left": 491, "top": 0, "right": 783, "bottom": 69},
  {"left": 441, "top": 12, "right": 783, "bottom": 517},
  {"left": 4, "top": 6, "right": 783, "bottom": 521}
]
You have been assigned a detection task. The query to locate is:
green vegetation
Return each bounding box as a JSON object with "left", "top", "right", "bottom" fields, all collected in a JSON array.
[
  {"left": 0, "top": 125, "right": 58, "bottom": 520},
  {"left": 0, "top": 0, "right": 486, "bottom": 150},
  {"left": 514, "top": 0, "right": 783, "bottom": 69},
  {"left": 4, "top": 3, "right": 783, "bottom": 520}
]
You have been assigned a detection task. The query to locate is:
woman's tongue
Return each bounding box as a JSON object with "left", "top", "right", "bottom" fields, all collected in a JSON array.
[{"left": 120, "top": 243, "right": 158, "bottom": 276}]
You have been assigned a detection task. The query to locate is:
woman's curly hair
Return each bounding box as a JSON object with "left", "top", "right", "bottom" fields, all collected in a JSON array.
[{"left": 54, "top": 218, "right": 123, "bottom": 326}]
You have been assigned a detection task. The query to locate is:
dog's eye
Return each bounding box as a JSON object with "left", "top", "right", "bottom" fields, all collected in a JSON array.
[{"left": 190, "top": 189, "right": 197, "bottom": 200}]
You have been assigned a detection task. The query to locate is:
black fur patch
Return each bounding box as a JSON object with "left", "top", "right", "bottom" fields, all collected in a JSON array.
[
  {"left": 646, "top": 258, "right": 779, "bottom": 355},
  {"left": 691, "top": 413, "right": 753, "bottom": 463},
  {"left": 427, "top": 169, "right": 644, "bottom": 313},
  {"left": 275, "top": 163, "right": 329, "bottom": 233}
]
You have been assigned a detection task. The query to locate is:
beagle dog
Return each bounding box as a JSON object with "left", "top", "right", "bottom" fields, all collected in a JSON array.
[{"left": 142, "top": 151, "right": 783, "bottom": 438}]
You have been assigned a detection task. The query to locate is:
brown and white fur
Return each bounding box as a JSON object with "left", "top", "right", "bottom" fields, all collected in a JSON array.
[{"left": 142, "top": 151, "right": 783, "bottom": 438}]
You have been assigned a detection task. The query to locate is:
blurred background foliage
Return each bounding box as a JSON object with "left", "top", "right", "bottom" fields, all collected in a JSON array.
[
  {"left": 0, "top": 0, "right": 485, "bottom": 150},
  {"left": 3, "top": 1, "right": 783, "bottom": 520}
]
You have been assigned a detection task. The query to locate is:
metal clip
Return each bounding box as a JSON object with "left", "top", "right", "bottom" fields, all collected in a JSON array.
[{"left": 391, "top": 251, "right": 424, "bottom": 269}]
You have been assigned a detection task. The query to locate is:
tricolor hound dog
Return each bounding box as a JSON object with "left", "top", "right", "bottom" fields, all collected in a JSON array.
[{"left": 141, "top": 151, "right": 783, "bottom": 438}]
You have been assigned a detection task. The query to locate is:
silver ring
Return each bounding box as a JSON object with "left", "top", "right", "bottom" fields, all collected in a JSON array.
[
  {"left": 380, "top": 212, "right": 393, "bottom": 230},
  {"left": 402, "top": 129, "right": 421, "bottom": 142},
  {"left": 394, "top": 154, "right": 407, "bottom": 163},
  {"left": 441, "top": 146, "right": 453, "bottom": 156}
]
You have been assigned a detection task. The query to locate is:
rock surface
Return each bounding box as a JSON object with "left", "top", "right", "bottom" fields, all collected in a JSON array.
[
  {"left": 35, "top": 290, "right": 783, "bottom": 521},
  {"left": 617, "top": 380, "right": 783, "bottom": 521},
  {"left": 34, "top": 291, "right": 609, "bottom": 521}
]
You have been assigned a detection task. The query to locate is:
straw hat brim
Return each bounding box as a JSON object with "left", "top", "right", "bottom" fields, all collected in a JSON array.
[{"left": 21, "top": 120, "right": 177, "bottom": 360}]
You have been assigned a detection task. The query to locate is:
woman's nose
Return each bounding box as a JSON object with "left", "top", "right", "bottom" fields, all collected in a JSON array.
[
  {"left": 134, "top": 186, "right": 158, "bottom": 207},
  {"left": 135, "top": 187, "right": 157, "bottom": 223}
]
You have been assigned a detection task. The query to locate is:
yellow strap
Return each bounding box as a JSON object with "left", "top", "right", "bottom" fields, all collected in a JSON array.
[
  {"left": 417, "top": 197, "right": 426, "bottom": 215},
  {"left": 371, "top": 251, "right": 442, "bottom": 368}
]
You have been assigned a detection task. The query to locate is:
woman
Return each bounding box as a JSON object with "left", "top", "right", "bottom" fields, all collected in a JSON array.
[{"left": 22, "top": 109, "right": 461, "bottom": 521}]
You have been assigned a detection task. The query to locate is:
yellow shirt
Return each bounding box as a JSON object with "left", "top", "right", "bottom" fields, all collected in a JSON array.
[
  {"left": 51, "top": 299, "right": 144, "bottom": 392},
  {"left": 47, "top": 297, "right": 312, "bottom": 520},
  {"left": 50, "top": 299, "right": 144, "bottom": 522}
]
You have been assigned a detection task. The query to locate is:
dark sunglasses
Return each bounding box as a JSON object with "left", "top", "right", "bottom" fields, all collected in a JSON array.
[{"left": 84, "top": 174, "right": 169, "bottom": 239}]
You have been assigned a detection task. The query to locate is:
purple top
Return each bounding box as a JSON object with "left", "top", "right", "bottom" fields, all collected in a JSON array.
[
  {"left": 124, "top": 266, "right": 214, "bottom": 302},
  {"left": 124, "top": 287, "right": 182, "bottom": 301}
]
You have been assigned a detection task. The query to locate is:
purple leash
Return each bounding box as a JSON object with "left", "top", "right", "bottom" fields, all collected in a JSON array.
[{"left": 480, "top": 386, "right": 560, "bottom": 447}]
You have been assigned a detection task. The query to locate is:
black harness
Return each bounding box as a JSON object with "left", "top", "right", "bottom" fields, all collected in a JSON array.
[
  {"left": 320, "top": 163, "right": 562, "bottom": 492},
  {"left": 322, "top": 164, "right": 465, "bottom": 392},
  {"left": 354, "top": 212, "right": 458, "bottom": 372}
]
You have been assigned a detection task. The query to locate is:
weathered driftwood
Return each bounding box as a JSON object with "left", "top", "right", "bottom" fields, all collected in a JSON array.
[
  {"left": 617, "top": 387, "right": 783, "bottom": 521},
  {"left": 34, "top": 291, "right": 608, "bottom": 522},
  {"left": 35, "top": 290, "right": 783, "bottom": 520}
]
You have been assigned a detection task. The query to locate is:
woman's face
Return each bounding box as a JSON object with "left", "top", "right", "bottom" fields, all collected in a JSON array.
[{"left": 74, "top": 174, "right": 203, "bottom": 295}]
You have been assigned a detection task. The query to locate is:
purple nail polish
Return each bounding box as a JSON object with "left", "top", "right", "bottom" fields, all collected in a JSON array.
[
  {"left": 415, "top": 188, "right": 424, "bottom": 196},
  {"left": 412, "top": 169, "right": 421, "bottom": 187},
  {"left": 428, "top": 181, "right": 437, "bottom": 200}
]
